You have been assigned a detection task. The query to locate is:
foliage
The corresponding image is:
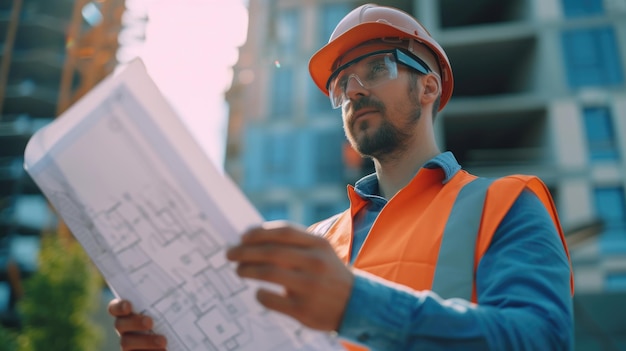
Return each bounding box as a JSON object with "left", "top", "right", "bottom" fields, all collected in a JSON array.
[
  {"left": 0, "top": 325, "right": 18, "bottom": 351},
  {"left": 16, "top": 234, "right": 103, "bottom": 351}
]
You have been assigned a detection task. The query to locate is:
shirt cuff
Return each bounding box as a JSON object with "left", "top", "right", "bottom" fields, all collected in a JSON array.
[{"left": 338, "top": 269, "right": 412, "bottom": 349}]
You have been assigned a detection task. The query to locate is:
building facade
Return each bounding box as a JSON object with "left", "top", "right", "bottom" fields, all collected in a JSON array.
[
  {"left": 225, "top": 0, "right": 626, "bottom": 348},
  {"left": 0, "top": 0, "right": 124, "bottom": 329},
  {"left": 0, "top": 0, "right": 73, "bottom": 327}
]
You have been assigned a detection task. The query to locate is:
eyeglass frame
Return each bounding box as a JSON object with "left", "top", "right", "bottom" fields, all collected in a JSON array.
[{"left": 325, "top": 48, "right": 433, "bottom": 109}]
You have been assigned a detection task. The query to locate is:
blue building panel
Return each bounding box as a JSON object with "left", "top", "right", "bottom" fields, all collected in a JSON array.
[
  {"left": 264, "top": 130, "right": 295, "bottom": 186},
  {"left": 277, "top": 7, "right": 301, "bottom": 55},
  {"left": 583, "top": 107, "right": 620, "bottom": 161},
  {"left": 242, "top": 126, "right": 266, "bottom": 192},
  {"left": 561, "top": 0, "right": 604, "bottom": 18},
  {"left": 606, "top": 273, "right": 626, "bottom": 291},
  {"left": 258, "top": 202, "right": 289, "bottom": 221},
  {"left": 307, "top": 77, "right": 334, "bottom": 115},
  {"left": 305, "top": 200, "right": 348, "bottom": 227},
  {"left": 313, "top": 128, "right": 345, "bottom": 185},
  {"left": 243, "top": 126, "right": 315, "bottom": 191},
  {"left": 319, "top": 3, "right": 353, "bottom": 47},
  {"left": 594, "top": 187, "right": 626, "bottom": 255},
  {"left": 270, "top": 66, "right": 295, "bottom": 118},
  {"left": 294, "top": 130, "right": 316, "bottom": 188},
  {"left": 561, "top": 26, "right": 624, "bottom": 88},
  {"left": 0, "top": 282, "right": 10, "bottom": 313}
]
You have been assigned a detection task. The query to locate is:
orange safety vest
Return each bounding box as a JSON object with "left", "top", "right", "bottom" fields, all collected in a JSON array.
[{"left": 309, "top": 168, "right": 573, "bottom": 351}]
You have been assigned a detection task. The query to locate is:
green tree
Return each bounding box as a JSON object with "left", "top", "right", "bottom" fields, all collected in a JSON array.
[
  {"left": 0, "top": 324, "right": 18, "bottom": 351},
  {"left": 17, "top": 234, "right": 103, "bottom": 351}
]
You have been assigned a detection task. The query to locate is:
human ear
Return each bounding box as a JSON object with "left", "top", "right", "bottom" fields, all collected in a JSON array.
[{"left": 421, "top": 73, "right": 441, "bottom": 104}]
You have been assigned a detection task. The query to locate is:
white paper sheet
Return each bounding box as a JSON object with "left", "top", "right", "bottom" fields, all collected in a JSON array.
[{"left": 23, "top": 58, "right": 344, "bottom": 351}]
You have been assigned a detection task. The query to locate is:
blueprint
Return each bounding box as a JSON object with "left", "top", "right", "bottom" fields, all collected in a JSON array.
[{"left": 23, "top": 59, "right": 344, "bottom": 351}]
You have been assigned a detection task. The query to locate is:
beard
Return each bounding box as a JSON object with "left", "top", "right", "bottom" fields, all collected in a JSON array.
[{"left": 344, "top": 96, "right": 422, "bottom": 161}]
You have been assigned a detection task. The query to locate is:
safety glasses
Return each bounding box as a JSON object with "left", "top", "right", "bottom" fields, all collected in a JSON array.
[{"left": 326, "top": 49, "right": 432, "bottom": 109}]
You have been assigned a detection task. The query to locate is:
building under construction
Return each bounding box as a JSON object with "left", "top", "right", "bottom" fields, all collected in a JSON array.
[
  {"left": 0, "top": 0, "right": 124, "bottom": 328},
  {"left": 225, "top": 0, "right": 626, "bottom": 348},
  {"left": 1, "top": 0, "right": 626, "bottom": 348}
]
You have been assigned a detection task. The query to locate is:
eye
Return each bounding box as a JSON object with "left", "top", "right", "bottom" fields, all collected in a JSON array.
[
  {"left": 366, "top": 58, "right": 390, "bottom": 80},
  {"left": 337, "top": 74, "right": 349, "bottom": 91}
]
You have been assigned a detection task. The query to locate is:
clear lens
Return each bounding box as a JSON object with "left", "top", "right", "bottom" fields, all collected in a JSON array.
[
  {"left": 328, "top": 52, "right": 398, "bottom": 109},
  {"left": 326, "top": 49, "right": 432, "bottom": 109}
]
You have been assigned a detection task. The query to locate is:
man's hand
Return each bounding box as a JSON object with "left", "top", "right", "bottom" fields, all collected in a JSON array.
[
  {"left": 226, "top": 221, "right": 354, "bottom": 331},
  {"left": 107, "top": 299, "right": 168, "bottom": 351}
]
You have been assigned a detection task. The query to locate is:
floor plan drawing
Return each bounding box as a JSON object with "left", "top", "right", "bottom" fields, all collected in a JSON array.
[{"left": 24, "top": 59, "right": 344, "bottom": 351}]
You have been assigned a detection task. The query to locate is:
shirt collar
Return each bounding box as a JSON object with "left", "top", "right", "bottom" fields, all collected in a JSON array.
[{"left": 353, "top": 151, "right": 462, "bottom": 198}]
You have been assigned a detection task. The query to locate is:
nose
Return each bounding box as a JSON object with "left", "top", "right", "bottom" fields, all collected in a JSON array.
[{"left": 344, "top": 74, "right": 370, "bottom": 103}]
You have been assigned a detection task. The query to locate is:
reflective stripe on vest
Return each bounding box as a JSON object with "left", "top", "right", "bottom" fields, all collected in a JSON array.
[{"left": 431, "top": 177, "right": 494, "bottom": 300}]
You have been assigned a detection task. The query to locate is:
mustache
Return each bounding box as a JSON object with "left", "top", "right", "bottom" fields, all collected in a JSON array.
[{"left": 346, "top": 97, "right": 385, "bottom": 121}]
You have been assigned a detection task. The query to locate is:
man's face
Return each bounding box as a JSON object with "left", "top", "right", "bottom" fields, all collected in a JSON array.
[{"left": 340, "top": 64, "right": 422, "bottom": 161}]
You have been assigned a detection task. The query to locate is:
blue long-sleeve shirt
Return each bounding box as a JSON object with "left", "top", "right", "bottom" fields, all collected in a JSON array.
[{"left": 337, "top": 152, "right": 573, "bottom": 350}]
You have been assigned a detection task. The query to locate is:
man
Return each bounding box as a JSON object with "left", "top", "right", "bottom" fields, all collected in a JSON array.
[{"left": 109, "top": 4, "right": 574, "bottom": 350}]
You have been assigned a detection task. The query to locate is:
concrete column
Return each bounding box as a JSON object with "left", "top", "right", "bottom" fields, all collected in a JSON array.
[
  {"left": 559, "top": 178, "right": 594, "bottom": 226},
  {"left": 612, "top": 6, "right": 626, "bottom": 80},
  {"left": 550, "top": 99, "right": 588, "bottom": 170},
  {"left": 414, "top": 0, "right": 440, "bottom": 34},
  {"left": 535, "top": 27, "right": 570, "bottom": 97},
  {"left": 530, "top": 0, "right": 562, "bottom": 21},
  {"left": 611, "top": 92, "right": 626, "bottom": 186}
]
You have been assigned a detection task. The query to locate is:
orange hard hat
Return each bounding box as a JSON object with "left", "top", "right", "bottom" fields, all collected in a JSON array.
[{"left": 309, "top": 4, "right": 454, "bottom": 111}]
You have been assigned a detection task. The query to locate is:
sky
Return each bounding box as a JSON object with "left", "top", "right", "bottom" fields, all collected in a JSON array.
[{"left": 118, "top": 0, "right": 249, "bottom": 169}]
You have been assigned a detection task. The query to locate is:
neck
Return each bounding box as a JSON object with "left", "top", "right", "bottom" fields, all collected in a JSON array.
[{"left": 373, "top": 132, "right": 440, "bottom": 199}]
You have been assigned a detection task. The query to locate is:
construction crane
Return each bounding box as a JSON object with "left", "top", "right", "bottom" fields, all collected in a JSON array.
[{"left": 57, "top": 0, "right": 125, "bottom": 114}]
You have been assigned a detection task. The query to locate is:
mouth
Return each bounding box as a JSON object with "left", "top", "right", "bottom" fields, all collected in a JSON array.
[{"left": 351, "top": 108, "right": 379, "bottom": 125}]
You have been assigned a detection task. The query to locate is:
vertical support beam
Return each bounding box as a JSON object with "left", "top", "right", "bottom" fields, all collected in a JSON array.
[
  {"left": 414, "top": 0, "right": 440, "bottom": 35},
  {"left": 57, "top": 0, "right": 126, "bottom": 116},
  {"left": 57, "top": 0, "right": 88, "bottom": 115}
]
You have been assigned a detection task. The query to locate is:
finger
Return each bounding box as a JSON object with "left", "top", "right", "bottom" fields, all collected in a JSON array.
[
  {"left": 242, "top": 223, "right": 328, "bottom": 247},
  {"left": 120, "top": 333, "right": 167, "bottom": 351},
  {"left": 228, "top": 242, "right": 341, "bottom": 276},
  {"left": 256, "top": 289, "right": 307, "bottom": 325},
  {"left": 236, "top": 263, "right": 315, "bottom": 293},
  {"left": 108, "top": 299, "right": 132, "bottom": 317},
  {"left": 255, "top": 288, "right": 298, "bottom": 319},
  {"left": 115, "top": 314, "right": 154, "bottom": 334},
  {"left": 226, "top": 244, "right": 312, "bottom": 267}
]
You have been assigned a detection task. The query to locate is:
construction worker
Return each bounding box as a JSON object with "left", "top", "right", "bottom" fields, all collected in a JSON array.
[{"left": 108, "top": 4, "right": 574, "bottom": 350}]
